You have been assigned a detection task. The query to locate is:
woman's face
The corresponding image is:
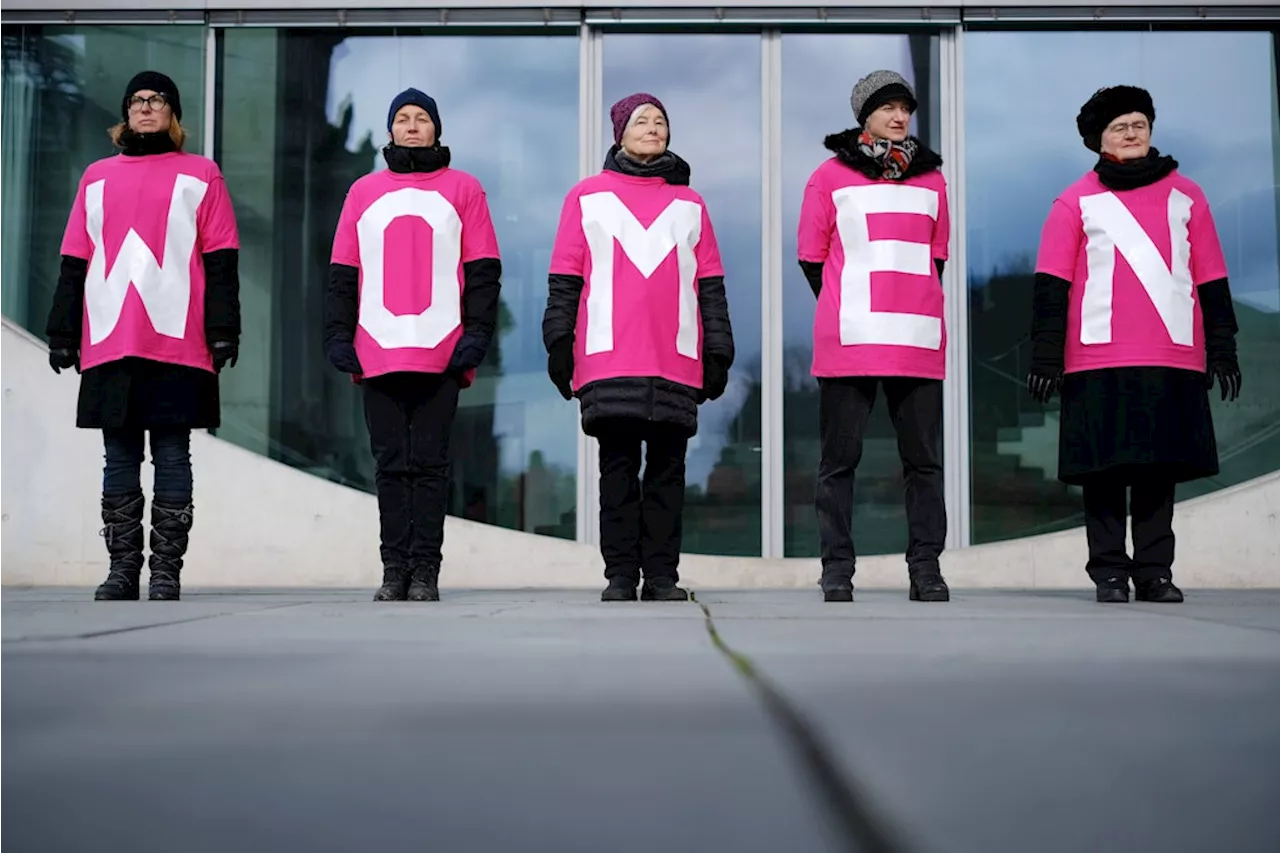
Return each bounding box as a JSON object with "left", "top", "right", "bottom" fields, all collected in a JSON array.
[
  {"left": 621, "top": 105, "right": 668, "bottom": 162},
  {"left": 864, "top": 99, "right": 912, "bottom": 142},
  {"left": 1100, "top": 111, "right": 1151, "bottom": 161},
  {"left": 390, "top": 106, "right": 436, "bottom": 148},
  {"left": 127, "top": 90, "right": 172, "bottom": 134}
]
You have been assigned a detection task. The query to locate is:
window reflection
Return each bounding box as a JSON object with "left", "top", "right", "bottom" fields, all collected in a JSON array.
[
  {"left": 603, "top": 33, "right": 763, "bottom": 556},
  {"left": 966, "top": 30, "right": 1280, "bottom": 544},
  {"left": 780, "top": 33, "right": 941, "bottom": 558},
  {"left": 217, "top": 30, "right": 580, "bottom": 538}
]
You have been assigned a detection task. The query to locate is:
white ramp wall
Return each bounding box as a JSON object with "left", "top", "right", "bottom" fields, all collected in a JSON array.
[{"left": 4, "top": 318, "right": 1278, "bottom": 589}]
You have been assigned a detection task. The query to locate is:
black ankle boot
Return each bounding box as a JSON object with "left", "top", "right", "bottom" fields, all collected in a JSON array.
[
  {"left": 95, "top": 492, "right": 145, "bottom": 601},
  {"left": 374, "top": 565, "right": 412, "bottom": 601},
  {"left": 1134, "top": 577, "right": 1183, "bottom": 603},
  {"left": 823, "top": 587, "right": 854, "bottom": 603},
  {"left": 640, "top": 577, "right": 689, "bottom": 602},
  {"left": 148, "top": 501, "right": 193, "bottom": 601},
  {"left": 407, "top": 564, "right": 440, "bottom": 602},
  {"left": 600, "top": 577, "right": 638, "bottom": 602},
  {"left": 1096, "top": 575, "right": 1130, "bottom": 603},
  {"left": 909, "top": 572, "right": 950, "bottom": 602}
]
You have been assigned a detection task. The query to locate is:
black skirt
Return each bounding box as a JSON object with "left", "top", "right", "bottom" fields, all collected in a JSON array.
[
  {"left": 76, "top": 357, "right": 221, "bottom": 431},
  {"left": 1057, "top": 366, "right": 1218, "bottom": 486}
]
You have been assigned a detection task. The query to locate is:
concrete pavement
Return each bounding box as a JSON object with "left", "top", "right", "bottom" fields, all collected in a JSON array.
[{"left": 4, "top": 588, "right": 1279, "bottom": 852}]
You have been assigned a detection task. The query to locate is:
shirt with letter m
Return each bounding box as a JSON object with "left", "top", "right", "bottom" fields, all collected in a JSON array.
[{"left": 798, "top": 160, "right": 950, "bottom": 380}]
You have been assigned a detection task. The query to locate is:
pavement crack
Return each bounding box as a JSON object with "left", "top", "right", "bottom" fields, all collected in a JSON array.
[
  {"left": 2, "top": 601, "right": 308, "bottom": 645},
  {"left": 689, "top": 591, "right": 913, "bottom": 853}
]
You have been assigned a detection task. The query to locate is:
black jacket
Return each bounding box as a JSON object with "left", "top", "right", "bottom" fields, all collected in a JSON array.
[
  {"left": 45, "top": 138, "right": 241, "bottom": 430},
  {"left": 542, "top": 147, "right": 735, "bottom": 438}
]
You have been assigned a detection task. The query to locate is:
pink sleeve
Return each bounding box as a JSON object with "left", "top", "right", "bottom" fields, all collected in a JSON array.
[
  {"left": 932, "top": 176, "right": 950, "bottom": 261},
  {"left": 696, "top": 202, "right": 725, "bottom": 278},
  {"left": 197, "top": 173, "right": 240, "bottom": 252},
  {"left": 1034, "top": 198, "right": 1083, "bottom": 281},
  {"left": 330, "top": 187, "right": 360, "bottom": 267},
  {"left": 59, "top": 174, "right": 92, "bottom": 260},
  {"left": 1188, "top": 189, "right": 1229, "bottom": 285},
  {"left": 548, "top": 189, "right": 586, "bottom": 276},
  {"left": 461, "top": 180, "right": 501, "bottom": 262},
  {"left": 796, "top": 171, "right": 834, "bottom": 263}
]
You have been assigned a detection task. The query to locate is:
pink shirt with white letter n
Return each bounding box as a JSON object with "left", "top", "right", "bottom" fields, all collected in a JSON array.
[
  {"left": 799, "top": 160, "right": 950, "bottom": 380},
  {"left": 1035, "top": 170, "right": 1227, "bottom": 375},
  {"left": 549, "top": 170, "right": 724, "bottom": 392},
  {"left": 60, "top": 151, "right": 239, "bottom": 373}
]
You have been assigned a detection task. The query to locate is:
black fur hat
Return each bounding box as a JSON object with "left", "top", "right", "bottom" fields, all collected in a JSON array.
[{"left": 1076, "top": 85, "right": 1155, "bottom": 153}]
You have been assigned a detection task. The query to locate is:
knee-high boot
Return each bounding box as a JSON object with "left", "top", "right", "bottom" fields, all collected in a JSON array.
[
  {"left": 95, "top": 492, "right": 146, "bottom": 601},
  {"left": 148, "top": 500, "right": 193, "bottom": 601}
]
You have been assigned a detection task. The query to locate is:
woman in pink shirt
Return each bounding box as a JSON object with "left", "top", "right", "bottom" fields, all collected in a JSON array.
[
  {"left": 543, "top": 93, "right": 735, "bottom": 603},
  {"left": 797, "top": 71, "right": 951, "bottom": 603},
  {"left": 46, "top": 71, "right": 241, "bottom": 602},
  {"left": 1028, "top": 86, "right": 1243, "bottom": 604}
]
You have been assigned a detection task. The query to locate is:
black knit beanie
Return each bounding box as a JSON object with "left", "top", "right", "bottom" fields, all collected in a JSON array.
[
  {"left": 122, "top": 71, "right": 182, "bottom": 122},
  {"left": 1076, "top": 85, "right": 1154, "bottom": 153}
]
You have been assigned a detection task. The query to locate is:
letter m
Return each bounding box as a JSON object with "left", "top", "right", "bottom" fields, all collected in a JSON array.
[
  {"left": 1078, "top": 188, "right": 1195, "bottom": 346},
  {"left": 579, "top": 192, "right": 702, "bottom": 357},
  {"left": 84, "top": 173, "right": 208, "bottom": 345}
]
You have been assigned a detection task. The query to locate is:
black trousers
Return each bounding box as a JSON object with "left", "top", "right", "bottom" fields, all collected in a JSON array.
[
  {"left": 1081, "top": 478, "right": 1176, "bottom": 584},
  {"left": 362, "top": 373, "right": 460, "bottom": 570},
  {"left": 596, "top": 418, "right": 688, "bottom": 585},
  {"left": 816, "top": 377, "right": 946, "bottom": 586},
  {"left": 102, "top": 427, "right": 192, "bottom": 504}
]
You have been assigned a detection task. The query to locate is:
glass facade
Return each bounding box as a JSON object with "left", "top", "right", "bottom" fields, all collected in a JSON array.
[{"left": 3, "top": 15, "right": 1277, "bottom": 558}]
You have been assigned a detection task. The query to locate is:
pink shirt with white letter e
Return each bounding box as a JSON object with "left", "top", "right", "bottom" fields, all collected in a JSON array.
[
  {"left": 549, "top": 170, "right": 724, "bottom": 391},
  {"left": 1035, "top": 170, "right": 1227, "bottom": 374},
  {"left": 330, "top": 167, "right": 500, "bottom": 380},
  {"left": 798, "top": 161, "right": 950, "bottom": 380},
  {"left": 60, "top": 151, "right": 239, "bottom": 373}
]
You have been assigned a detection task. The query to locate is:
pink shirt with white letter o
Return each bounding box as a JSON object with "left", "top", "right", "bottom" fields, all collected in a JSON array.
[
  {"left": 60, "top": 151, "right": 239, "bottom": 373},
  {"left": 549, "top": 170, "right": 724, "bottom": 392},
  {"left": 1035, "top": 170, "right": 1227, "bottom": 375},
  {"left": 798, "top": 159, "right": 950, "bottom": 380},
  {"left": 331, "top": 167, "right": 500, "bottom": 381}
]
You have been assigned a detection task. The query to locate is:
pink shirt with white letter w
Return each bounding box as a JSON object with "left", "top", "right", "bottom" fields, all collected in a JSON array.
[
  {"left": 60, "top": 151, "right": 239, "bottom": 373},
  {"left": 798, "top": 160, "right": 950, "bottom": 380},
  {"left": 331, "top": 167, "right": 500, "bottom": 381},
  {"left": 549, "top": 170, "right": 724, "bottom": 392},
  {"left": 1035, "top": 170, "right": 1227, "bottom": 375}
]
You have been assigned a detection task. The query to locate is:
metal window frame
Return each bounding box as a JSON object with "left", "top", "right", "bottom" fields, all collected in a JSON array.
[
  {"left": 576, "top": 23, "right": 604, "bottom": 546},
  {"left": 761, "top": 29, "right": 784, "bottom": 557}
]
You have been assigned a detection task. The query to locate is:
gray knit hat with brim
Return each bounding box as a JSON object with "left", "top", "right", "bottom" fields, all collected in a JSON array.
[{"left": 850, "top": 70, "right": 917, "bottom": 126}]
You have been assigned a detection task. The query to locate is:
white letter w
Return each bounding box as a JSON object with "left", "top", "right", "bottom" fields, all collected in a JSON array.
[{"left": 84, "top": 173, "right": 208, "bottom": 345}]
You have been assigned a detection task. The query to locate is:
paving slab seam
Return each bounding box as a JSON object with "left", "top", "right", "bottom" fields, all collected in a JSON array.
[
  {"left": 1, "top": 601, "right": 312, "bottom": 645},
  {"left": 688, "top": 590, "right": 914, "bottom": 853}
]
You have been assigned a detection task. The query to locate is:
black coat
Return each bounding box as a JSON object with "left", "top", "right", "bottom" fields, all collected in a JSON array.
[
  {"left": 542, "top": 148, "right": 735, "bottom": 439},
  {"left": 46, "top": 249, "right": 241, "bottom": 431}
]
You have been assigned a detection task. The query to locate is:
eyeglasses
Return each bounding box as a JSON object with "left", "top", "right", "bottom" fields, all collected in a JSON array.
[
  {"left": 127, "top": 94, "right": 169, "bottom": 112},
  {"left": 1105, "top": 120, "right": 1149, "bottom": 136}
]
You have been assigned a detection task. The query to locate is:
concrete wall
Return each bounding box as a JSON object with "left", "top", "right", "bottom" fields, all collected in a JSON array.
[{"left": 4, "top": 317, "right": 1278, "bottom": 589}]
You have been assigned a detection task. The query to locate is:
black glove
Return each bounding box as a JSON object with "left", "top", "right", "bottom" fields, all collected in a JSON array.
[
  {"left": 211, "top": 340, "right": 238, "bottom": 373},
  {"left": 447, "top": 334, "right": 488, "bottom": 377},
  {"left": 325, "top": 339, "right": 363, "bottom": 375},
  {"left": 1026, "top": 368, "right": 1062, "bottom": 404},
  {"left": 1206, "top": 356, "right": 1242, "bottom": 403},
  {"left": 49, "top": 347, "right": 79, "bottom": 375},
  {"left": 700, "top": 355, "right": 730, "bottom": 403},
  {"left": 547, "top": 337, "right": 574, "bottom": 400}
]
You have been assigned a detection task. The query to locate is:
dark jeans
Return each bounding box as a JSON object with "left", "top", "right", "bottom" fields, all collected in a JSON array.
[
  {"left": 363, "top": 372, "right": 460, "bottom": 570},
  {"left": 596, "top": 418, "right": 688, "bottom": 585},
  {"left": 102, "top": 427, "right": 192, "bottom": 504},
  {"left": 1082, "top": 478, "right": 1176, "bottom": 584},
  {"left": 816, "top": 377, "right": 946, "bottom": 587}
]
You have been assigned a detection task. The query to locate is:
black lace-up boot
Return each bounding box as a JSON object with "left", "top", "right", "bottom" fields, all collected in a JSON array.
[
  {"left": 407, "top": 564, "right": 440, "bottom": 602},
  {"left": 95, "top": 492, "right": 145, "bottom": 601},
  {"left": 374, "top": 565, "right": 412, "bottom": 601},
  {"left": 148, "top": 501, "right": 193, "bottom": 601}
]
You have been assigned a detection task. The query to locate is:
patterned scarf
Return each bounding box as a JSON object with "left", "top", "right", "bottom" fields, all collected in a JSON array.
[{"left": 857, "top": 131, "right": 918, "bottom": 181}]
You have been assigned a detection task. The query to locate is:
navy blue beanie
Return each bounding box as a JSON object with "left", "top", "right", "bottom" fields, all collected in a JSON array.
[{"left": 387, "top": 88, "right": 442, "bottom": 139}]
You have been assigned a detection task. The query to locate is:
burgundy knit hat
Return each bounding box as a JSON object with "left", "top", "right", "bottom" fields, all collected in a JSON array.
[{"left": 610, "top": 92, "right": 668, "bottom": 145}]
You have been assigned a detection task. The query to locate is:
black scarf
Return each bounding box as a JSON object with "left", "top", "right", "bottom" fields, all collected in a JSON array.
[
  {"left": 603, "top": 144, "right": 691, "bottom": 186},
  {"left": 118, "top": 128, "right": 177, "bottom": 157},
  {"left": 823, "top": 128, "right": 943, "bottom": 182},
  {"left": 1093, "top": 148, "right": 1178, "bottom": 191},
  {"left": 383, "top": 143, "right": 451, "bottom": 174}
]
